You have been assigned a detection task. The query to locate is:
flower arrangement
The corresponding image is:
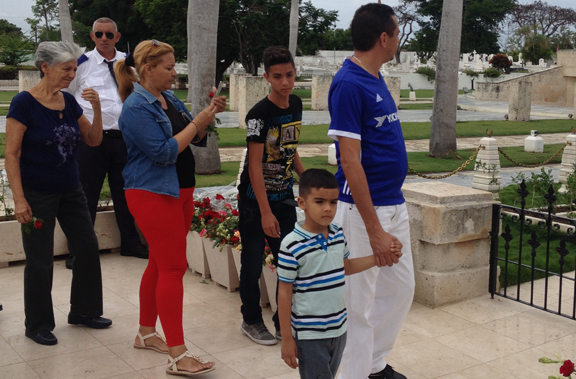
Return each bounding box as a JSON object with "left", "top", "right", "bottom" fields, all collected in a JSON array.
[
  {"left": 540, "top": 356, "right": 575, "bottom": 378},
  {"left": 262, "top": 241, "right": 275, "bottom": 272},
  {"left": 193, "top": 193, "right": 240, "bottom": 251}
]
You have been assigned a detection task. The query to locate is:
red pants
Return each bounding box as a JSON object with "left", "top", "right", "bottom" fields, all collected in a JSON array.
[{"left": 126, "top": 188, "right": 195, "bottom": 347}]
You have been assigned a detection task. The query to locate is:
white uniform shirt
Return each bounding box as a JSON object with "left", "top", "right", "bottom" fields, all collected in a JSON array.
[{"left": 66, "top": 48, "right": 126, "bottom": 131}]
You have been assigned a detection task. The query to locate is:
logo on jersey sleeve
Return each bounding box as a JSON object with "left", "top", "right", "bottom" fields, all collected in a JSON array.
[{"left": 376, "top": 93, "right": 383, "bottom": 102}]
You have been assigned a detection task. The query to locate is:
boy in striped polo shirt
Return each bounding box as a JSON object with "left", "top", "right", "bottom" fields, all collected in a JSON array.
[{"left": 277, "top": 169, "right": 402, "bottom": 379}]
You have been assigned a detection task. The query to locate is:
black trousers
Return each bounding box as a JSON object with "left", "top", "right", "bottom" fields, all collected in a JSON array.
[
  {"left": 22, "top": 185, "right": 104, "bottom": 334},
  {"left": 77, "top": 134, "right": 141, "bottom": 249},
  {"left": 238, "top": 199, "right": 297, "bottom": 330}
]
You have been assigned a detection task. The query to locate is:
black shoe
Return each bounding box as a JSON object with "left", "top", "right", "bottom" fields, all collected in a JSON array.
[
  {"left": 369, "top": 365, "right": 407, "bottom": 379},
  {"left": 65, "top": 254, "right": 75, "bottom": 270},
  {"left": 68, "top": 314, "right": 112, "bottom": 329},
  {"left": 26, "top": 330, "right": 58, "bottom": 345},
  {"left": 120, "top": 245, "right": 149, "bottom": 259}
]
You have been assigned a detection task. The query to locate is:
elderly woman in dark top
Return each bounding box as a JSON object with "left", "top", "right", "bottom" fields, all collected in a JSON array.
[{"left": 5, "top": 41, "right": 112, "bottom": 346}]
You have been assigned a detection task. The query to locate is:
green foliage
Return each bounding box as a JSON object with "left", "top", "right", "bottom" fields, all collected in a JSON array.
[
  {"left": 523, "top": 32, "right": 554, "bottom": 65},
  {"left": 0, "top": 35, "right": 34, "bottom": 66},
  {"left": 549, "top": 26, "right": 576, "bottom": 51},
  {"left": 296, "top": 2, "right": 339, "bottom": 56},
  {"left": 483, "top": 68, "right": 502, "bottom": 78},
  {"left": 28, "top": 0, "right": 59, "bottom": 41},
  {"left": 0, "top": 19, "right": 24, "bottom": 37},
  {"left": 415, "top": 66, "right": 435, "bottom": 82},
  {"left": 405, "top": 0, "right": 515, "bottom": 58},
  {"left": 462, "top": 69, "right": 479, "bottom": 77},
  {"left": 0, "top": 65, "right": 37, "bottom": 80}
]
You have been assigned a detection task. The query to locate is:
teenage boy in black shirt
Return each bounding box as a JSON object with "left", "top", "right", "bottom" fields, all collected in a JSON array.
[{"left": 237, "top": 46, "right": 305, "bottom": 345}]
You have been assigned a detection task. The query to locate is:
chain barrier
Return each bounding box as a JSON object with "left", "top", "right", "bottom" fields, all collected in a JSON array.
[
  {"left": 408, "top": 145, "right": 485, "bottom": 180},
  {"left": 497, "top": 141, "right": 572, "bottom": 168}
]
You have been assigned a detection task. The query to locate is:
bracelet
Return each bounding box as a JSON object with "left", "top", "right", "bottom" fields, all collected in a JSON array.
[{"left": 191, "top": 120, "right": 198, "bottom": 129}]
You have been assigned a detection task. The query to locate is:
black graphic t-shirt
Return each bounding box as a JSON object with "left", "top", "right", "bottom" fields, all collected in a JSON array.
[
  {"left": 7, "top": 91, "right": 83, "bottom": 193},
  {"left": 238, "top": 94, "right": 302, "bottom": 202}
]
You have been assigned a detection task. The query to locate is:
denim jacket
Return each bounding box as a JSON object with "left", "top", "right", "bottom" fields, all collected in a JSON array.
[{"left": 119, "top": 82, "right": 197, "bottom": 198}]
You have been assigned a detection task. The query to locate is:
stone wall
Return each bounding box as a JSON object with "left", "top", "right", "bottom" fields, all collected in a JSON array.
[{"left": 403, "top": 182, "right": 494, "bottom": 307}]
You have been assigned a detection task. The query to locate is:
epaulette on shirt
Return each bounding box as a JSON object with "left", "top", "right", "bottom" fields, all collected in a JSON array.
[{"left": 77, "top": 54, "right": 89, "bottom": 66}]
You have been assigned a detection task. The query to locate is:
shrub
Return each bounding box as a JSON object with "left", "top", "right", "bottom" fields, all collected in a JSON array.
[
  {"left": 415, "top": 66, "right": 436, "bottom": 82},
  {"left": 0, "top": 65, "right": 37, "bottom": 80},
  {"left": 483, "top": 68, "right": 502, "bottom": 78},
  {"left": 462, "top": 69, "right": 479, "bottom": 77},
  {"left": 489, "top": 53, "right": 512, "bottom": 72}
]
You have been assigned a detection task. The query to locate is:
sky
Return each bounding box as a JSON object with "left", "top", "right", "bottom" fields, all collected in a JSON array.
[{"left": 2, "top": 0, "right": 575, "bottom": 35}]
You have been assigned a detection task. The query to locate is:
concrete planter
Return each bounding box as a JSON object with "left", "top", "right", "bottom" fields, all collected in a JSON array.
[
  {"left": 261, "top": 265, "right": 278, "bottom": 312},
  {"left": 202, "top": 238, "right": 239, "bottom": 291},
  {"left": 0, "top": 210, "right": 120, "bottom": 268},
  {"left": 186, "top": 231, "right": 210, "bottom": 278}
]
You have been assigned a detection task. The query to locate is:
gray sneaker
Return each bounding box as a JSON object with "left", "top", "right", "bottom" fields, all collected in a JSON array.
[
  {"left": 275, "top": 330, "right": 282, "bottom": 341},
  {"left": 241, "top": 321, "right": 277, "bottom": 345}
]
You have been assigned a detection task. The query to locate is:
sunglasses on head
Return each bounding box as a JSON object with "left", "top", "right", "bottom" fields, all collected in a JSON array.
[
  {"left": 94, "top": 31, "right": 115, "bottom": 39},
  {"left": 143, "top": 40, "right": 162, "bottom": 63}
]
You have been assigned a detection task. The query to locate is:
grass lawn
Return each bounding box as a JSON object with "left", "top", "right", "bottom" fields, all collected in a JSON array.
[
  {"left": 496, "top": 213, "right": 575, "bottom": 287},
  {"left": 0, "top": 133, "right": 4, "bottom": 157},
  {"left": 0, "top": 108, "right": 8, "bottom": 116},
  {"left": 400, "top": 103, "right": 434, "bottom": 110},
  {"left": 400, "top": 89, "right": 465, "bottom": 98},
  {"left": 0, "top": 91, "right": 17, "bottom": 103}
]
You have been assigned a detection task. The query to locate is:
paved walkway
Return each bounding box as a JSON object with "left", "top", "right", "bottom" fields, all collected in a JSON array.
[{"left": 0, "top": 253, "right": 574, "bottom": 379}]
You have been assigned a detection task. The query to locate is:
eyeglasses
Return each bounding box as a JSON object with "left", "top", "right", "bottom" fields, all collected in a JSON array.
[
  {"left": 143, "top": 39, "right": 161, "bottom": 64},
  {"left": 94, "top": 31, "right": 115, "bottom": 39}
]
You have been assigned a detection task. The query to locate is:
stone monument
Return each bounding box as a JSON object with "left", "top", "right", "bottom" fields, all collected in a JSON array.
[
  {"left": 238, "top": 76, "right": 269, "bottom": 129},
  {"left": 19, "top": 70, "right": 41, "bottom": 92},
  {"left": 311, "top": 75, "right": 333, "bottom": 111},
  {"left": 508, "top": 81, "right": 532, "bottom": 122}
]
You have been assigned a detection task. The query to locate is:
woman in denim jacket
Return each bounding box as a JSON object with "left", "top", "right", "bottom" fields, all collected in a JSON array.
[{"left": 115, "top": 40, "right": 226, "bottom": 376}]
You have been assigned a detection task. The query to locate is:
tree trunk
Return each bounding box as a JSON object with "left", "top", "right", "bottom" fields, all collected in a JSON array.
[
  {"left": 187, "top": 0, "right": 221, "bottom": 174},
  {"left": 429, "top": 0, "right": 463, "bottom": 157},
  {"left": 288, "top": 0, "right": 299, "bottom": 57},
  {"left": 59, "top": 0, "right": 73, "bottom": 43}
]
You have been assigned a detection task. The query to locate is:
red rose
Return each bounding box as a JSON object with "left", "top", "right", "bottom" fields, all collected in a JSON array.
[
  {"left": 560, "top": 360, "right": 575, "bottom": 377},
  {"left": 209, "top": 92, "right": 214, "bottom": 98},
  {"left": 230, "top": 236, "right": 240, "bottom": 243},
  {"left": 203, "top": 197, "right": 210, "bottom": 204},
  {"left": 33, "top": 219, "right": 43, "bottom": 229},
  {"left": 194, "top": 201, "right": 202, "bottom": 208},
  {"left": 215, "top": 194, "right": 225, "bottom": 200},
  {"left": 222, "top": 238, "right": 226, "bottom": 245},
  {"left": 232, "top": 209, "right": 239, "bottom": 216}
]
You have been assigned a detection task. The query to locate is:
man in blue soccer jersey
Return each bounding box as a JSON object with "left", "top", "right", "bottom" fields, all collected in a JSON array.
[{"left": 327, "top": 4, "right": 415, "bottom": 379}]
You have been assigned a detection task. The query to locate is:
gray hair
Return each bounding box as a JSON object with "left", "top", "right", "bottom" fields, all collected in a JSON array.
[
  {"left": 92, "top": 17, "right": 118, "bottom": 32},
  {"left": 35, "top": 41, "right": 84, "bottom": 78}
]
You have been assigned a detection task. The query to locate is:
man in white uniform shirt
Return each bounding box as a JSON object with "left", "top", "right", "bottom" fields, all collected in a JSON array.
[{"left": 66, "top": 17, "right": 148, "bottom": 269}]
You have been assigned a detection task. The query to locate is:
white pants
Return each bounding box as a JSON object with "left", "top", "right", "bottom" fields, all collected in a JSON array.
[{"left": 336, "top": 202, "right": 415, "bottom": 379}]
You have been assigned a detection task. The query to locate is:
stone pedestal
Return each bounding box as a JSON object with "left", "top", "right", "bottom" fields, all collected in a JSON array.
[
  {"left": 508, "top": 81, "right": 532, "bottom": 122},
  {"left": 238, "top": 76, "right": 269, "bottom": 129},
  {"left": 573, "top": 83, "right": 576, "bottom": 117},
  {"left": 409, "top": 91, "right": 417, "bottom": 101},
  {"left": 19, "top": 70, "right": 41, "bottom": 92},
  {"left": 524, "top": 135, "right": 544, "bottom": 153},
  {"left": 229, "top": 73, "right": 249, "bottom": 112},
  {"left": 558, "top": 134, "right": 576, "bottom": 194},
  {"left": 384, "top": 76, "right": 401, "bottom": 109},
  {"left": 328, "top": 143, "right": 337, "bottom": 165},
  {"left": 473, "top": 137, "right": 502, "bottom": 197},
  {"left": 311, "top": 75, "right": 333, "bottom": 111},
  {"left": 403, "top": 182, "right": 494, "bottom": 307}
]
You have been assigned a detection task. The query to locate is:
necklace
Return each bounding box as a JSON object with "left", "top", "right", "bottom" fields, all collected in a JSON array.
[{"left": 352, "top": 55, "right": 370, "bottom": 73}]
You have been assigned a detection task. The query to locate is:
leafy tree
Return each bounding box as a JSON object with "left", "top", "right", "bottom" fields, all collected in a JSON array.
[
  {"left": 405, "top": 0, "right": 515, "bottom": 57},
  {"left": 0, "top": 34, "right": 34, "bottom": 66},
  {"left": 0, "top": 20, "right": 24, "bottom": 38},
  {"left": 489, "top": 53, "right": 512, "bottom": 72},
  {"left": 549, "top": 26, "right": 576, "bottom": 51},
  {"left": 509, "top": 0, "right": 576, "bottom": 38},
  {"left": 296, "top": 2, "right": 338, "bottom": 56},
  {"left": 394, "top": 2, "right": 418, "bottom": 63},
  {"left": 30, "top": 0, "right": 60, "bottom": 41},
  {"left": 523, "top": 32, "right": 554, "bottom": 65},
  {"left": 69, "top": 0, "right": 152, "bottom": 54}
]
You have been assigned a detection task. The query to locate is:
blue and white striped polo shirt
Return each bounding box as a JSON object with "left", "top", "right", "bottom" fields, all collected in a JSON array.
[{"left": 278, "top": 221, "right": 350, "bottom": 340}]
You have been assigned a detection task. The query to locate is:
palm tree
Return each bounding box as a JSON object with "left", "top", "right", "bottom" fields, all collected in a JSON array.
[
  {"left": 187, "top": 0, "right": 221, "bottom": 174},
  {"left": 429, "top": 0, "right": 463, "bottom": 157},
  {"left": 289, "top": 0, "right": 299, "bottom": 57},
  {"left": 58, "top": 0, "right": 73, "bottom": 43}
]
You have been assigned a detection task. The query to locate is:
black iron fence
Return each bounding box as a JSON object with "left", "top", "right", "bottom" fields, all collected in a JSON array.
[{"left": 489, "top": 180, "right": 576, "bottom": 320}]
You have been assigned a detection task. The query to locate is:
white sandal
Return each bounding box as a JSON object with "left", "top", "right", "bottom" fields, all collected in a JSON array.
[
  {"left": 166, "top": 351, "right": 215, "bottom": 376},
  {"left": 134, "top": 331, "right": 168, "bottom": 354}
]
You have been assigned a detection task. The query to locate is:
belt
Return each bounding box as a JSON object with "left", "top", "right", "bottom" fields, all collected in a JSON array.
[{"left": 103, "top": 130, "right": 123, "bottom": 138}]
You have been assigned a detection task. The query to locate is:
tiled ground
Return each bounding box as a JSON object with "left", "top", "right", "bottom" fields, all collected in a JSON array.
[{"left": 0, "top": 252, "right": 574, "bottom": 379}]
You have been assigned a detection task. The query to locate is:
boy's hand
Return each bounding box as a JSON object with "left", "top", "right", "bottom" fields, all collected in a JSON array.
[
  {"left": 390, "top": 241, "right": 403, "bottom": 259},
  {"left": 262, "top": 212, "right": 281, "bottom": 238},
  {"left": 281, "top": 338, "right": 299, "bottom": 369}
]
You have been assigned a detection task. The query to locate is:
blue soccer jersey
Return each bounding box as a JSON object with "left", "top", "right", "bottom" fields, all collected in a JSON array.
[{"left": 328, "top": 59, "right": 408, "bottom": 206}]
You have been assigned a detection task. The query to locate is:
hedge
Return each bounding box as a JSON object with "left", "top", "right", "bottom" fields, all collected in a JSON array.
[{"left": 0, "top": 65, "right": 37, "bottom": 80}]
